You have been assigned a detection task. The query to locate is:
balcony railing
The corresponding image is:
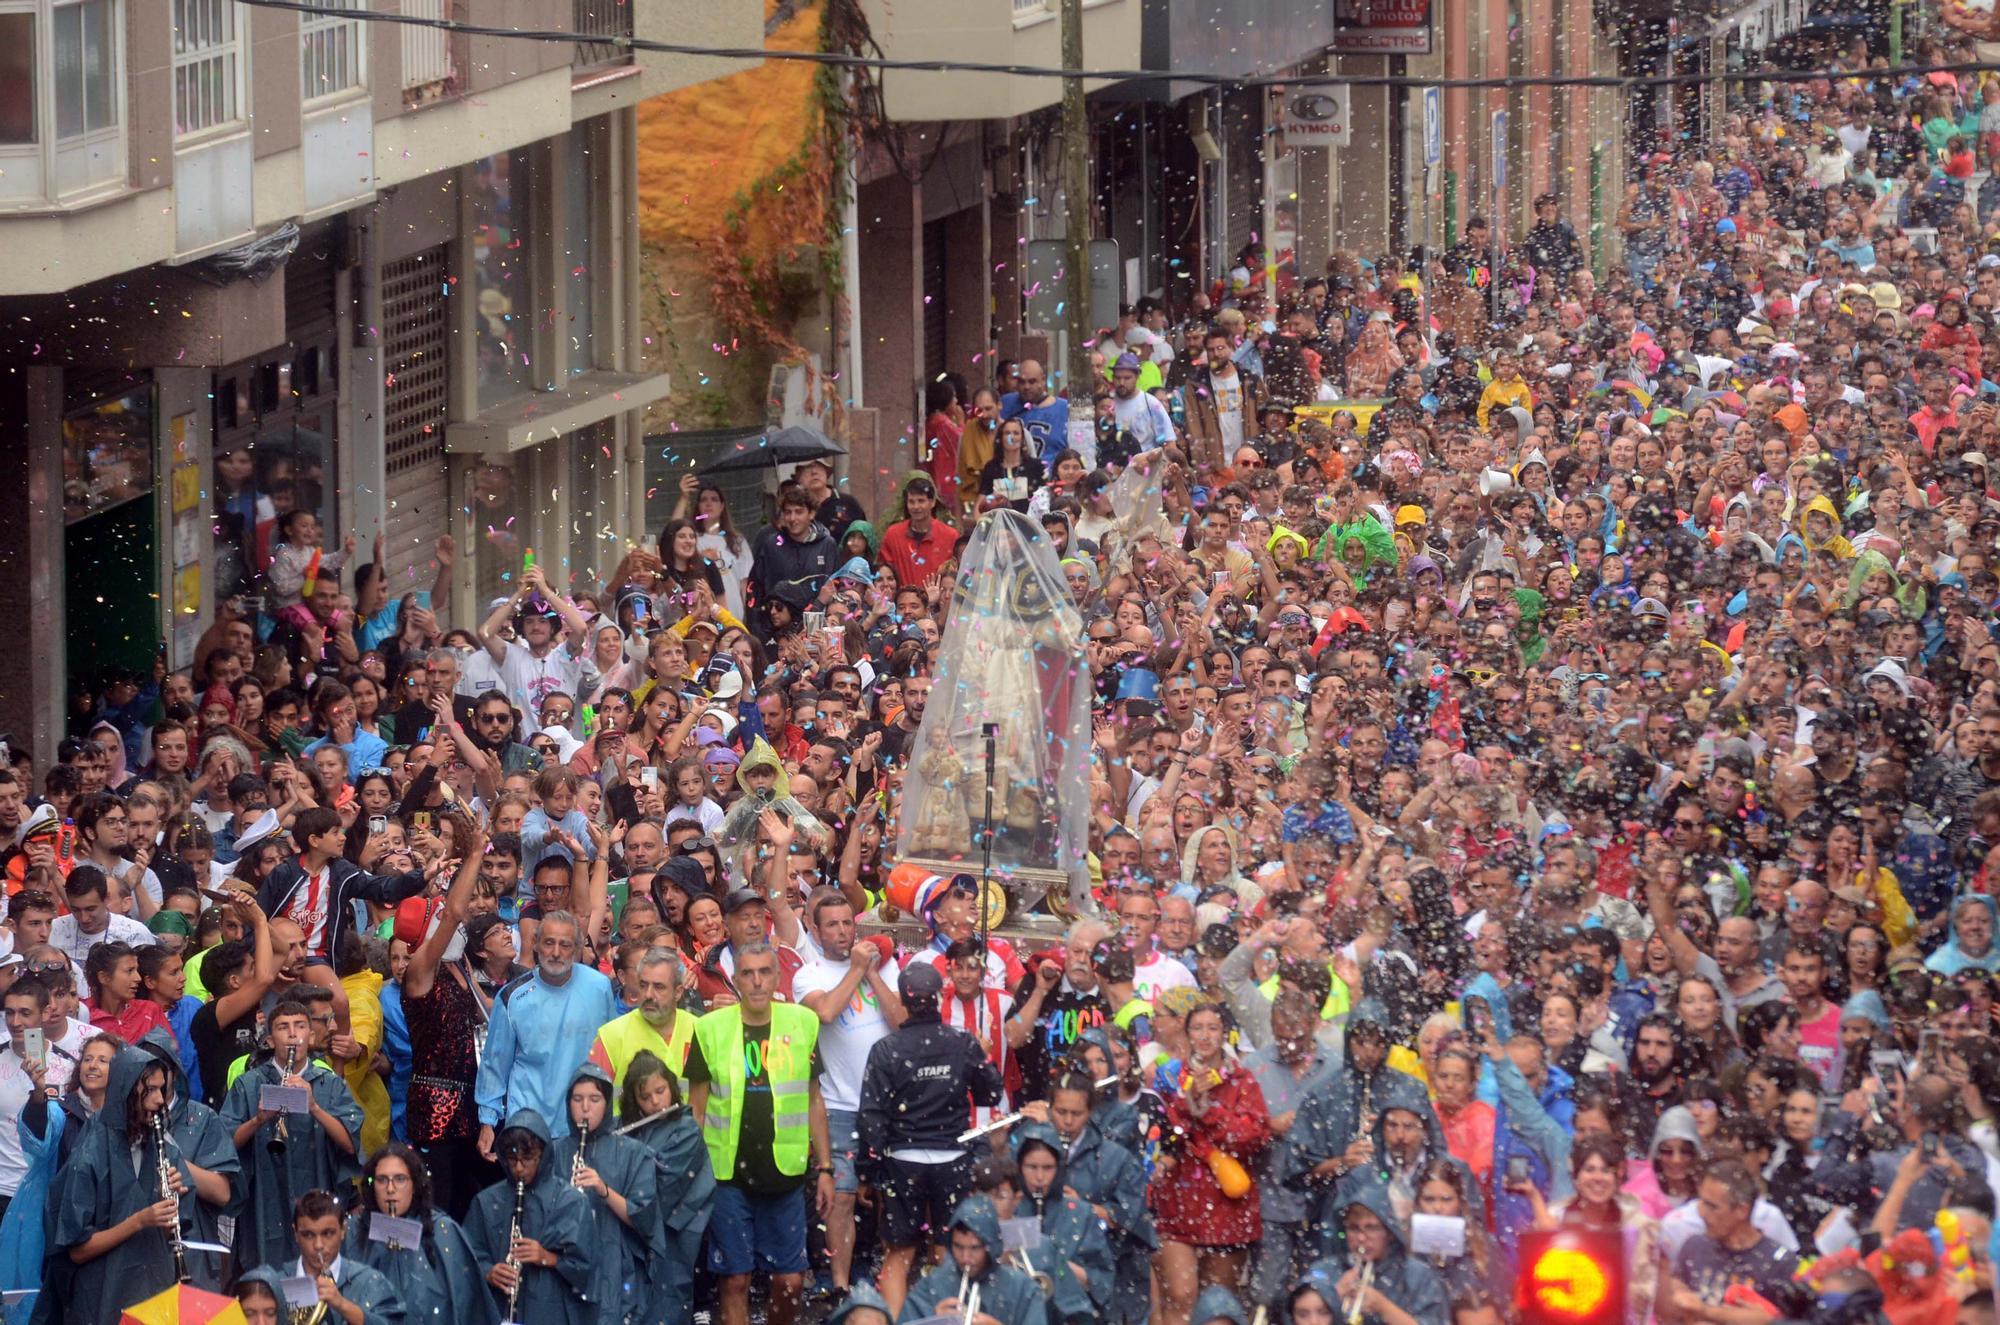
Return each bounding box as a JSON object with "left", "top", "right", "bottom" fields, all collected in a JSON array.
[
  {"left": 401, "top": 0, "right": 452, "bottom": 95},
  {"left": 572, "top": 0, "right": 631, "bottom": 70}
]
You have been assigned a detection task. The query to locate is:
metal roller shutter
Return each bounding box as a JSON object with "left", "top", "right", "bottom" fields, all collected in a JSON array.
[{"left": 382, "top": 245, "right": 451, "bottom": 566}]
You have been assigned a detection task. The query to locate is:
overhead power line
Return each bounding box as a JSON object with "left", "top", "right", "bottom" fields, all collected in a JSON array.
[{"left": 236, "top": 0, "right": 1998, "bottom": 93}]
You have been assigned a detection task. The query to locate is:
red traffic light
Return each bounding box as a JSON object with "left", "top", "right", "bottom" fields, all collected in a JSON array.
[{"left": 1516, "top": 1229, "right": 1625, "bottom": 1325}]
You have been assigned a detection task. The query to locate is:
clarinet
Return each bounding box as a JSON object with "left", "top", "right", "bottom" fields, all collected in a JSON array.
[
  {"left": 503, "top": 1180, "right": 526, "bottom": 1321},
  {"left": 152, "top": 1110, "right": 190, "bottom": 1283}
]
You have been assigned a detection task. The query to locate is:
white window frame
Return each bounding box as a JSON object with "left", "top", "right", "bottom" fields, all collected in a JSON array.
[
  {"left": 172, "top": 0, "right": 246, "bottom": 140},
  {"left": 301, "top": 0, "right": 366, "bottom": 104},
  {"left": 0, "top": 0, "right": 127, "bottom": 207}
]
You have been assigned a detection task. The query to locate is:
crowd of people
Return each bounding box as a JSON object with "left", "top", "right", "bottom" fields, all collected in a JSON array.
[{"left": 8, "top": 22, "right": 2000, "bottom": 1325}]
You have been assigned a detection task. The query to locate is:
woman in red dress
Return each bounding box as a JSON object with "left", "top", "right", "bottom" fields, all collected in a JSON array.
[{"left": 1149, "top": 1001, "right": 1270, "bottom": 1325}]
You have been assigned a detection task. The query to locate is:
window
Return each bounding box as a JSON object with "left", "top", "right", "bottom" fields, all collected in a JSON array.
[
  {"left": 62, "top": 386, "right": 155, "bottom": 524},
  {"left": 53, "top": 0, "right": 115, "bottom": 139},
  {"left": 301, "top": 0, "right": 366, "bottom": 101},
  {"left": 173, "top": 0, "right": 243, "bottom": 136},
  {"left": 0, "top": 14, "right": 36, "bottom": 144},
  {"left": 0, "top": 0, "right": 125, "bottom": 201},
  {"left": 470, "top": 150, "right": 534, "bottom": 409}
]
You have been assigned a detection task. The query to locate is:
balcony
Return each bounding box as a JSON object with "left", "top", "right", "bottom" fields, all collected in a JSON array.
[
  {"left": 572, "top": 0, "right": 632, "bottom": 72},
  {"left": 401, "top": 0, "right": 454, "bottom": 103}
]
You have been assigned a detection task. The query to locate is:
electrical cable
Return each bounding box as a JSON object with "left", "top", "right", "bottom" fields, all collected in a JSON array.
[{"left": 235, "top": 0, "right": 1998, "bottom": 94}]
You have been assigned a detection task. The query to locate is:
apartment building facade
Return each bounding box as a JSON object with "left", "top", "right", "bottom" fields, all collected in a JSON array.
[
  {"left": 0, "top": 0, "right": 759, "bottom": 760},
  {"left": 840, "top": 0, "right": 1627, "bottom": 506}
]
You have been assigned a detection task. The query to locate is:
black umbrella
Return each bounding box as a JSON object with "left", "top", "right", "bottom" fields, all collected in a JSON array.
[{"left": 699, "top": 423, "right": 847, "bottom": 475}]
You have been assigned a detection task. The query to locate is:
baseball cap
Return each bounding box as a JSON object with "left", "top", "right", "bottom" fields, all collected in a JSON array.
[
  {"left": 899, "top": 963, "right": 944, "bottom": 1003},
  {"left": 722, "top": 888, "right": 769, "bottom": 915}
]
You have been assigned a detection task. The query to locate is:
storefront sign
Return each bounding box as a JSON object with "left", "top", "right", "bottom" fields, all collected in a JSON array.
[
  {"left": 1333, "top": 0, "right": 1432, "bottom": 53},
  {"left": 1277, "top": 86, "right": 1353, "bottom": 148}
]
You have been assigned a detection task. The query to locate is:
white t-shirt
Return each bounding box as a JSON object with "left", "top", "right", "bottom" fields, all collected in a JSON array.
[
  {"left": 698, "top": 533, "right": 755, "bottom": 622},
  {"left": 1113, "top": 390, "right": 1176, "bottom": 451},
  {"left": 49, "top": 911, "right": 157, "bottom": 969},
  {"left": 498, "top": 639, "right": 589, "bottom": 718},
  {"left": 0, "top": 1042, "right": 77, "bottom": 1197},
  {"left": 1135, "top": 950, "right": 1197, "bottom": 1003},
  {"left": 1211, "top": 368, "right": 1247, "bottom": 455},
  {"left": 456, "top": 649, "right": 507, "bottom": 704},
  {"left": 1658, "top": 1195, "right": 1799, "bottom": 1261},
  {"left": 791, "top": 950, "right": 900, "bottom": 1112},
  {"left": 666, "top": 799, "right": 725, "bottom": 835}
]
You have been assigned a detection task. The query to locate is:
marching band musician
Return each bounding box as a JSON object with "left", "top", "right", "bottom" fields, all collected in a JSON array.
[
  {"left": 270, "top": 1188, "right": 405, "bottom": 1325},
  {"left": 341, "top": 1143, "right": 497, "bottom": 1325},
  {"left": 894, "top": 1196, "right": 1044, "bottom": 1325},
  {"left": 546, "top": 1064, "right": 659, "bottom": 1323},
  {"left": 1303, "top": 1170, "right": 1448, "bottom": 1325},
  {"left": 463, "top": 1109, "right": 591, "bottom": 1325},
  {"left": 133, "top": 1028, "right": 238, "bottom": 1291},
  {"left": 41, "top": 1047, "right": 186, "bottom": 1325},
  {"left": 221, "top": 994, "right": 364, "bottom": 1274},
  {"left": 615, "top": 1051, "right": 715, "bottom": 1325},
  {"left": 968, "top": 1144, "right": 1113, "bottom": 1325}
]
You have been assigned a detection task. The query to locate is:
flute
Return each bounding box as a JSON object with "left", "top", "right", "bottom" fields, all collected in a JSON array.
[
  {"left": 612, "top": 1103, "right": 685, "bottom": 1135},
  {"left": 957, "top": 1075, "right": 1119, "bottom": 1144}
]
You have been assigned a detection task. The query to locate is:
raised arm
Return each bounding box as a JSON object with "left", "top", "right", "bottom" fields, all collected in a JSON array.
[
  {"left": 405, "top": 826, "right": 486, "bottom": 1002},
  {"left": 215, "top": 898, "right": 278, "bottom": 1028}
]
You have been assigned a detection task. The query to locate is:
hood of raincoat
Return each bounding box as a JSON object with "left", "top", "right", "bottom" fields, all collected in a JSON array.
[
  {"left": 1269, "top": 527, "right": 1313, "bottom": 561},
  {"left": 1798, "top": 495, "right": 1850, "bottom": 552},
  {"left": 1331, "top": 1167, "right": 1409, "bottom": 1258},
  {"left": 1318, "top": 518, "right": 1398, "bottom": 579},
  {"left": 733, "top": 736, "right": 791, "bottom": 802},
  {"left": 502, "top": 1107, "right": 554, "bottom": 1146},
  {"left": 101, "top": 1044, "right": 159, "bottom": 1137},
  {"left": 1843, "top": 548, "right": 1926, "bottom": 617},
  {"left": 135, "top": 1026, "right": 192, "bottom": 1124},
  {"left": 1650, "top": 1104, "right": 1707, "bottom": 1161},
  {"left": 1344, "top": 998, "right": 1392, "bottom": 1070},
  {"left": 1012, "top": 1119, "right": 1070, "bottom": 1196},
  {"left": 236, "top": 1266, "right": 292, "bottom": 1311},
  {"left": 1926, "top": 892, "right": 2000, "bottom": 974},
  {"left": 1512, "top": 587, "right": 1548, "bottom": 664},
  {"left": 842, "top": 520, "right": 881, "bottom": 557},
  {"left": 827, "top": 1281, "right": 895, "bottom": 1325},
  {"left": 1192, "top": 1284, "right": 1252, "bottom": 1325},
  {"left": 1075, "top": 1024, "right": 1119, "bottom": 1086},
  {"left": 568, "top": 1062, "right": 616, "bottom": 1137},
  {"left": 948, "top": 1194, "right": 1006, "bottom": 1261}
]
